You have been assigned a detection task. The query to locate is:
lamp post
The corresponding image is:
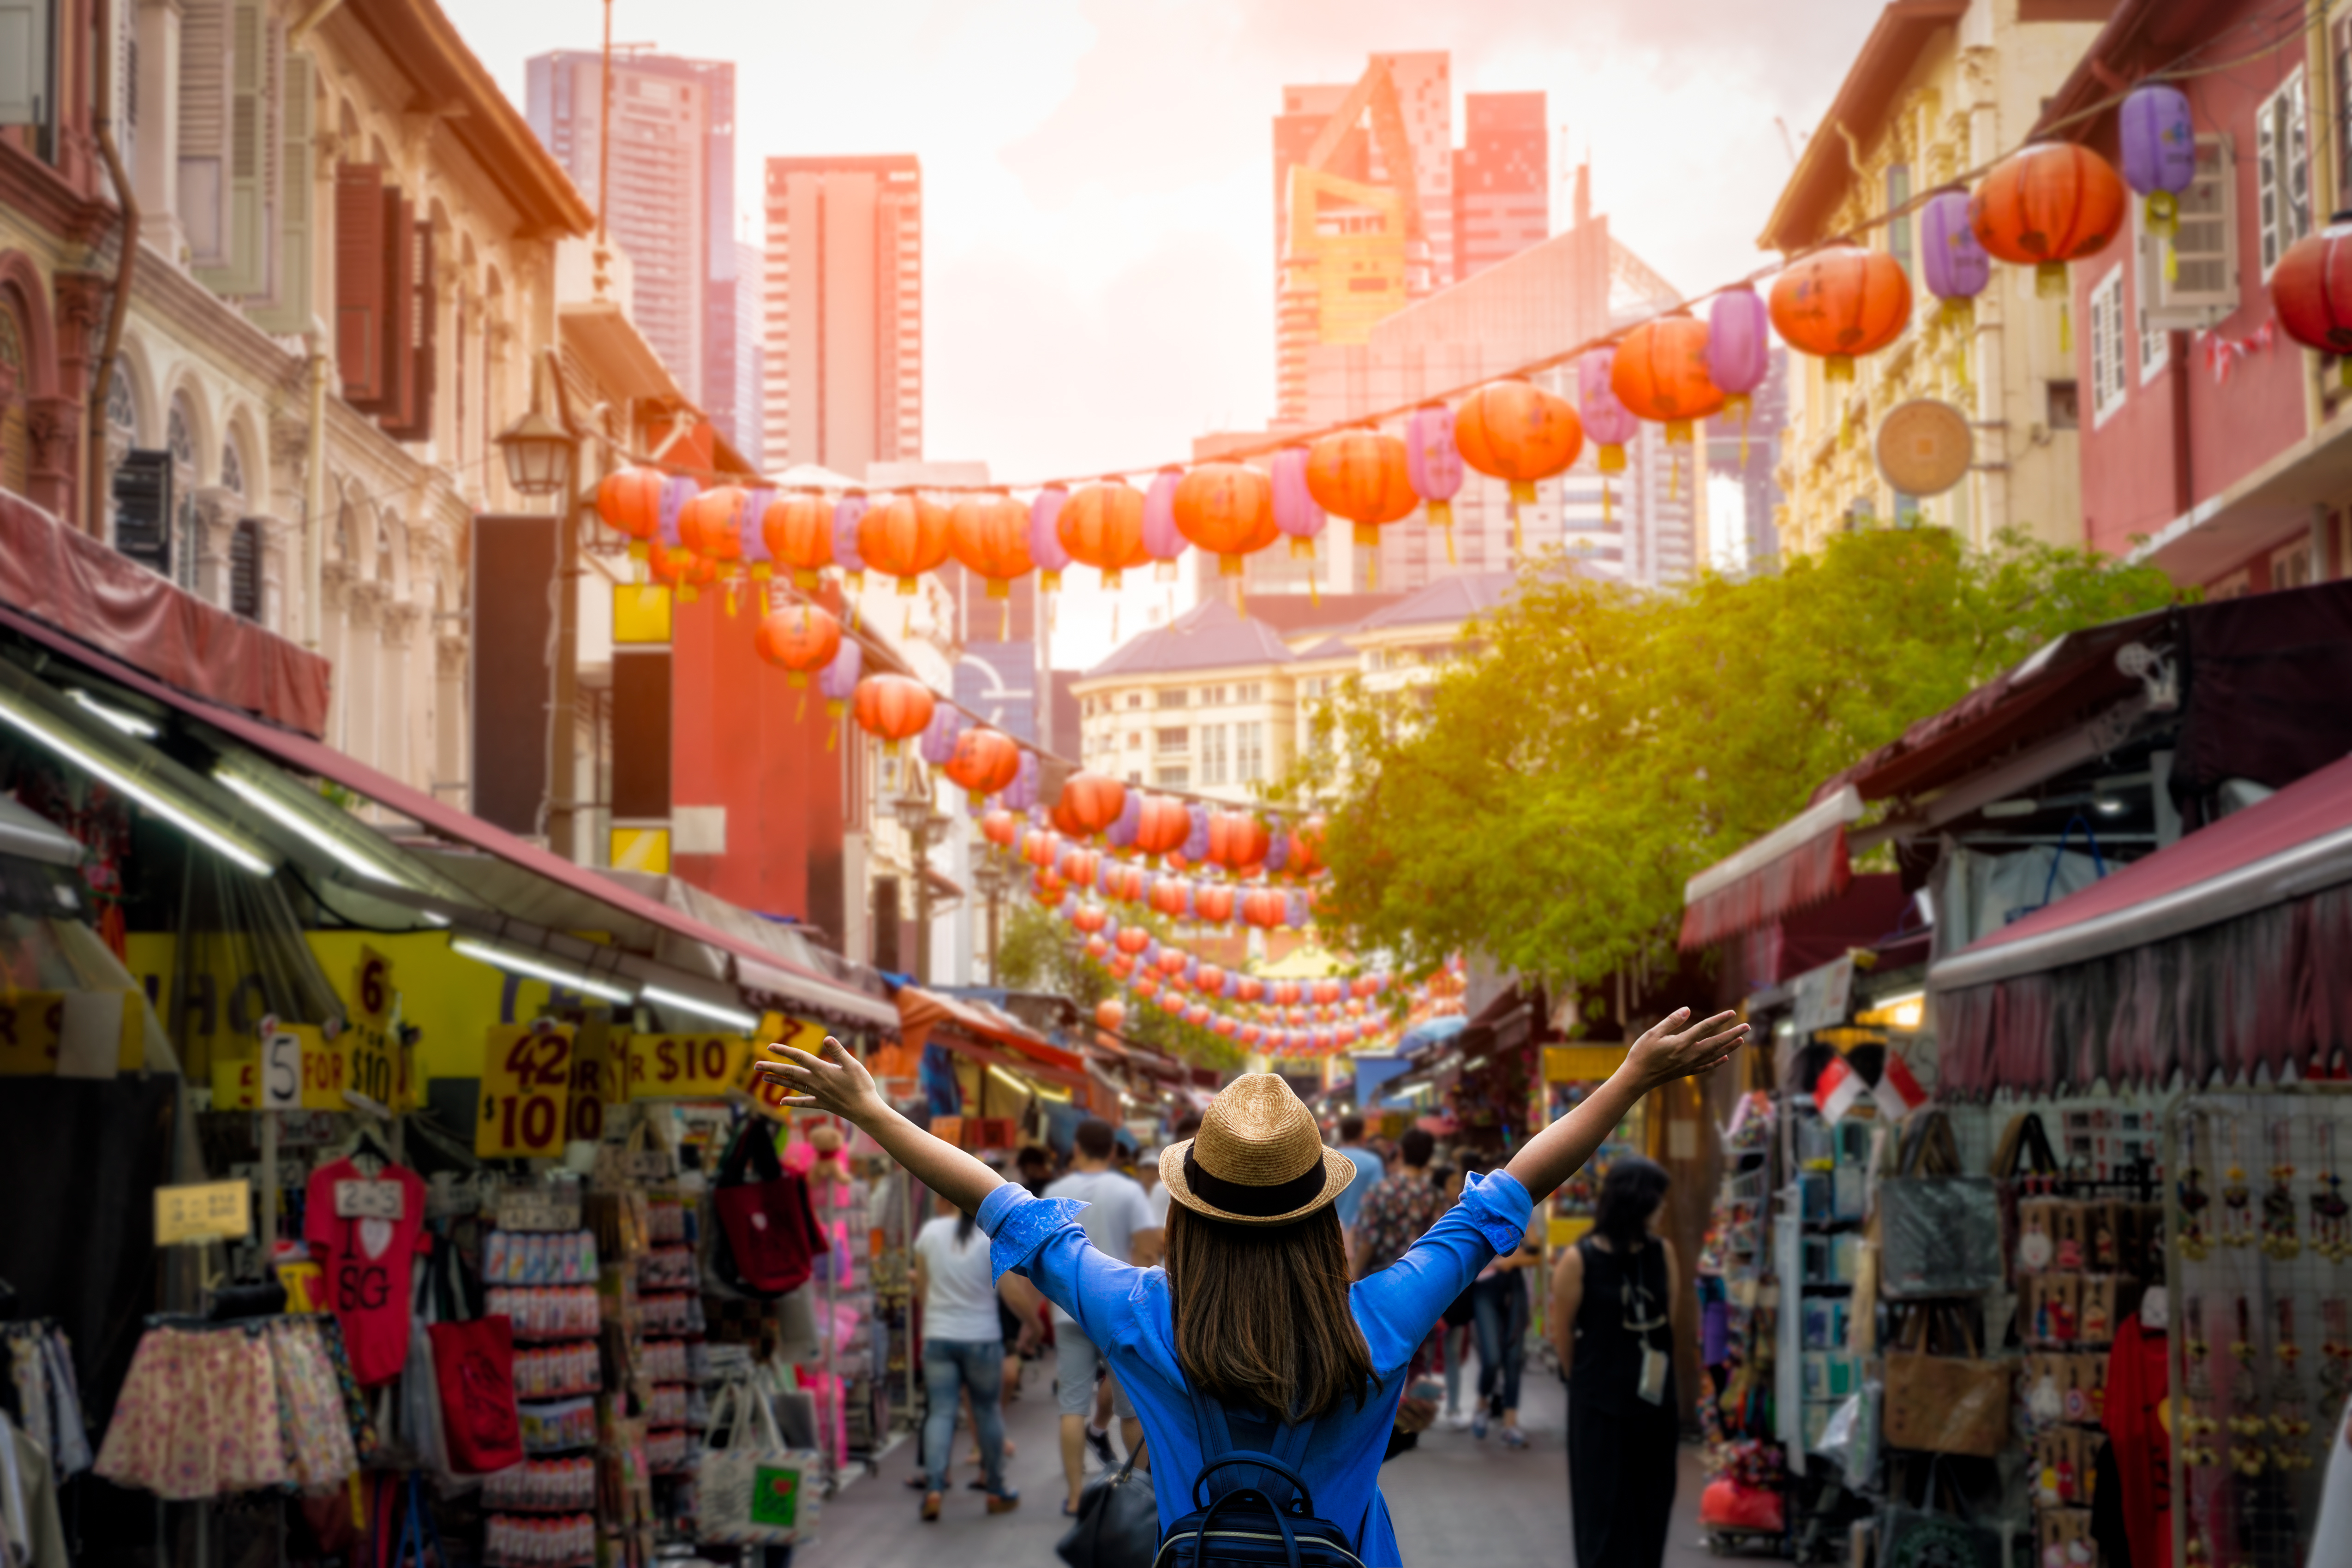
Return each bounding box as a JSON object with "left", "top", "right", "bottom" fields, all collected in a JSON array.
[
  {"left": 495, "top": 349, "right": 586, "bottom": 862},
  {"left": 970, "top": 848, "right": 1015, "bottom": 985},
  {"left": 889, "top": 788, "right": 952, "bottom": 984}
]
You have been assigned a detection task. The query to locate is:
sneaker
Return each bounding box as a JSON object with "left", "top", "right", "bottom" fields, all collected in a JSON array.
[
  {"left": 921, "top": 1492, "right": 943, "bottom": 1523},
  {"left": 1472, "top": 1411, "right": 1489, "bottom": 1440},
  {"left": 1085, "top": 1425, "right": 1115, "bottom": 1466},
  {"left": 987, "top": 1491, "right": 1022, "bottom": 1515},
  {"left": 1444, "top": 1410, "right": 1473, "bottom": 1431},
  {"left": 1501, "top": 1426, "right": 1529, "bottom": 1449}
]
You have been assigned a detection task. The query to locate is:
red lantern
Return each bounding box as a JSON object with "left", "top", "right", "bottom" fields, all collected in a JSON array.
[
  {"left": 1050, "top": 772, "right": 1127, "bottom": 840},
  {"left": 647, "top": 538, "right": 718, "bottom": 602},
  {"left": 1149, "top": 878, "right": 1190, "bottom": 920},
  {"left": 753, "top": 604, "right": 843, "bottom": 688},
  {"left": 1311, "top": 980, "right": 1341, "bottom": 1006},
  {"left": 1287, "top": 817, "right": 1326, "bottom": 880},
  {"left": 1133, "top": 795, "right": 1190, "bottom": 862},
  {"left": 1453, "top": 379, "right": 1585, "bottom": 503},
  {"left": 2271, "top": 217, "right": 2352, "bottom": 353},
  {"left": 1158, "top": 993, "right": 1184, "bottom": 1016},
  {"left": 1105, "top": 863, "right": 1147, "bottom": 904},
  {"left": 1343, "top": 998, "right": 1365, "bottom": 1018},
  {"left": 1031, "top": 868, "right": 1066, "bottom": 906},
  {"left": 678, "top": 485, "right": 750, "bottom": 563},
  {"left": 1304, "top": 431, "right": 1418, "bottom": 551},
  {"left": 1154, "top": 948, "right": 1185, "bottom": 978},
  {"left": 981, "top": 810, "right": 1019, "bottom": 849},
  {"left": 597, "top": 466, "right": 668, "bottom": 557},
  {"left": 1611, "top": 312, "right": 1726, "bottom": 444},
  {"left": 851, "top": 674, "right": 935, "bottom": 754},
  {"left": 1213, "top": 1017, "right": 1238, "bottom": 1038},
  {"left": 1272, "top": 981, "right": 1301, "bottom": 1007},
  {"left": 857, "top": 492, "right": 952, "bottom": 595},
  {"left": 1134, "top": 973, "right": 1158, "bottom": 999},
  {"left": 1237, "top": 978, "right": 1265, "bottom": 1004},
  {"left": 1021, "top": 830, "right": 1060, "bottom": 869},
  {"left": 1239, "top": 1024, "right": 1263, "bottom": 1047},
  {"left": 1073, "top": 904, "right": 1108, "bottom": 934},
  {"left": 1056, "top": 482, "right": 1150, "bottom": 589},
  {"left": 1060, "top": 847, "right": 1102, "bottom": 889},
  {"left": 1172, "top": 463, "right": 1279, "bottom": 577},
  {"left": 1767, "top": 246, "right": 1912, "bottom": 382},
  {"left": 1970, "top": 143, "right": 2127, "bottom": 295},
  {"left": 762, "top": 494, "right": 834, "bottom": 589},
  {"left": 1109, "top": 954, "right": 1135, "bottom": 979},
  {"left": 944, "top": 728, "right": 1023, "bottom": 804},
  {"left": 1241, "top": 888, "right": 1287, "bottom": 930},
  {"left": 948, "top": 493, "right": 1035, "bottom": 604},
  {"left": 1114, "top": 925, "right": 1152, "bottom": 957},
  {"left": 1084, "top": 934, "right": 1110, "bottom": 959},
  {"left": 1194, "top": 884, "right": 1236, "bottom": 925},
  {"left": 1196, "top": 964, "right": 1226, "bottom": 995},
  {"left": 1184, "top": 1005, "right": 1210, "bottom": 1027},
  {"left": 1095, "top": 999, "right": 1126, "bottom": 1032},
  {"left": 1206, "top": 811, "right": 1271, "bottom": 873}
]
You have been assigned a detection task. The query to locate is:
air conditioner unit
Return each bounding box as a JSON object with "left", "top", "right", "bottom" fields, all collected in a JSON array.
[{"left": 2138, "top": 134, "right": 2237, "bottom": 331}]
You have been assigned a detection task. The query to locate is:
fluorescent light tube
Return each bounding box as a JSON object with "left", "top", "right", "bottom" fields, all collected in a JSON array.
[
  {"left": 68, "top": 690, "right": 158, "bottom": 737},
  {"left": 214, "top": 768, "right": 407, "bottom": 886},
  {"left": 0, "top": 689, "right": 275, "bottom": 875},
  {"left": 451, "top": 936, "right": 636, "bottom": 1004},
  {"left": 640, "top": 983, "right": 760, "bottom": 1034}
]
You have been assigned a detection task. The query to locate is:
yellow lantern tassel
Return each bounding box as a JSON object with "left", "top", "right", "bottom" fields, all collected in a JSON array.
[
  {"left": 999, "top": 598, "right": 1009, "bottom": 641},
  {"left": 902, "top": 602, "right": 912, "bottom": 640},
  {"left": 1739, "top": 400, "right": 1753, "bottom": 467},
  {"left": 826, "top": 724, "right": 838, "bottom": 753},
  {"left": 1602, "top": 481, "right": 1612, "bottom": 527},
  {"left": 1237, "top": 579, "right": 1247, "bottom": 619},
  {"left": 1443, "top": 518, "right": 1455, "bottom": 565},
  {"left": 2059, "top": 301, "right": 2072, "bottom": 356}
]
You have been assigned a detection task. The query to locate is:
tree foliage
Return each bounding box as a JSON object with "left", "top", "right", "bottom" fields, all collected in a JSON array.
[
  {"left": 1274, "top": 529, "right": 2185, "bottom": 993},
  {"left": 993, "top": 899, "right": 1242, "bottom": 1070}
]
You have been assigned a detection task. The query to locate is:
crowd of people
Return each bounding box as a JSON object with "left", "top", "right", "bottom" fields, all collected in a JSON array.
[{"left": 906, "top": 1107, "right": 1688, "bottom": 1567}]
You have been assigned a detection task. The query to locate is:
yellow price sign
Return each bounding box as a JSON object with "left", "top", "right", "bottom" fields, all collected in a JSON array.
[
  {"left": 297, "top": 1026, "right": 351, "bottom": 1110},
  {"left": 212, "top": 1048, "right": 261, "bottom": 1109},
  {"left": 0, "top": 992, "right": 65, "bottom": 1076},
  {"left": 353, "top": 946, "right": 395, "bottom": 1027},
  {"left": 156, "top": 1179, "right": 252, "bottom": 1245},
  {"left": 346, "top": 1019, "right": 411, "bottom": 1112},
  {"left": 626, "top": 1032, "right": 752, "bottom": 1099},
  {"left": 478, "top": 1022, "right": 575, "bottom": 1157},
  {"left": 748, "top": 1017, "right": 826, "bottom": 1119},
  {"left": 565, "top": 1015, "right": 622, "bottom": 1144}
]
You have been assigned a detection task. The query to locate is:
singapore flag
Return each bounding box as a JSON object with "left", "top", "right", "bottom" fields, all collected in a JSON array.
[
  {"left": 1875, "top": 1053, "right": 1928, "bottom": 1119},
  {"left": 1815, "top": 1055, "right": 1868, "bottom": 1123}
]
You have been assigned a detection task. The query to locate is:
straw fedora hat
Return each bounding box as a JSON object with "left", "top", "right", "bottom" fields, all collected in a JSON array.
[{"left": 1157, "top": 1073, "right": 1359, "bottom": 1227}]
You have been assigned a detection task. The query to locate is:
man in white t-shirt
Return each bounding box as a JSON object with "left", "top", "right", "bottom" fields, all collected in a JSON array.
[
  {"left": 911, "top": 1191, "right": 1039, "bottom": 1520},
  {"left": 1041, "top": 1117, "right": 1159, "bottom": 1515}
]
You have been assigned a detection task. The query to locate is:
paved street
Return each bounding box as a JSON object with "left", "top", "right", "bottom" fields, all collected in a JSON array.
[{"left": 798, "top": 1352, "right": 1720, "bottom": 1568}]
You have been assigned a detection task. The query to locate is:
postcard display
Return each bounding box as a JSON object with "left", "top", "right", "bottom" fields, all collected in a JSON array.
[{"left": 2166, "top": 1092, "right": 2352, "bottom": 1568}]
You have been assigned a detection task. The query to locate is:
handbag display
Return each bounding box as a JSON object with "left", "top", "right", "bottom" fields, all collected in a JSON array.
[
  {"left": 1879, "top": 1111, "right": 2003, "bottom": 1299},
  {"left": 698, "top": 1379, "right": 821, "bottom": 1547},
  {"left": 1056, "top": 1440, "right": 1157, "bottom": 1568},
  {"left": 421, "top": 1235, "right": 522, "bottom": 1476},
  {"left": 1878, "top": 1459, "right": 2002, "bottom": 1568},
  {"left": 1882, "top": 1305, "right": 2011, "bottom": 1458},
  {"left": 710, "top": 1121, "right": 823, "bottom": 1299}
]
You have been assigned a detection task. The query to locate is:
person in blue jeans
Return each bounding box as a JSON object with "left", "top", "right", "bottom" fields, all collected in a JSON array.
[
  {"left": 1453, "top": 1155, "right": 1544, "bottom": 1447},
  {"left": 910, "top": 1190, "right": 1038, "bottom": 1520},
  {"left": 761, "top": 1006, "right": 1744, "bottom": 1567}
]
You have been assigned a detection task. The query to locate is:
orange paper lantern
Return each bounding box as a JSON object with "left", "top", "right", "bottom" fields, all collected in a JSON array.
[
  {"left": 1073, "top": 904, "right": 1109, "bottom": 935},
  {"left": 850, "top": 674, "right": 936, "bottom": 753},
  {"left": 1132, "top": 795, "right": 1190, "bottom": 862},
  {"left": 1172, "top": 463, "right": 1279, "bottom": 577},
  {"left": 1050, "top": 772, "right": 1128, "bottom": 839},
  {"left": 981, "top": 810, "right": 1020, "bottom": 848},
  {"left": 1970, "top": 143, "right": 2127, "bottom": 295},
  {"left": 856, "top": 492, "right": 952, "bottom": 595},
  {"left": 1095, "top": 999, "right": 1127, "bottom": 1032},
  {"left": 1206, "top": 811, "right": 1272, "bottom": 874},
  {"left": 753, "top": 604, "right": 842, "bottom": 689},
  {"left": 597, "top": 467, "right": 669, "bottom": 557},
  {"left": 761, "top": 494, "right": 835, "bottom": 589},
  {"left": 1194, "top": 883, "right": 1235, "bottom": 925},
  {"left": 1056, "top": 482, "right": 1150, "bottom": 590},
  {"left": 1610, "top": 312, "right": 1726, "bottom": 444},
  {"left": 943, "top": 727, "right": 1023, "bottom": 804},
  {"left": 678, "top": 485, "right": 750, "bottom": 563},
  {"left": 1768, "top": 245, "right": 1912, "bottom": 382},
  {"left": 1453, "top": 379, "right": 1585, "bottom": 503},
  {"left": 1241, "top": 889, "right": 1288, "bottom": 931},
  {"left": 1149, "top": 878, "right": 1190, "bottom": 920},
  {"left": 947, "top": 493, "right": 1035, "bottom": 603},
  {"left": 1114, "top": 925, "right": 1152, "bottom": 956},
  {"left": 646, "top": 538, "right": 718, "bottom": 602},
  {"left": 1304, "top": 431, "right": 1418, "bottom": 549}
]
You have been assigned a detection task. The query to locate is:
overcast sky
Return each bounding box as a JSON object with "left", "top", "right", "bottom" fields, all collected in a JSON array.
[{"left": 447, "top": 0, "right": 1885, "bottom": 661}]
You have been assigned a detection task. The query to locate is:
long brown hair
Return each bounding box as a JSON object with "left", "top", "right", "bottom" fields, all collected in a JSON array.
[{"left": 1164, "top": 1203, "right": 1374, "bottom": 1421}]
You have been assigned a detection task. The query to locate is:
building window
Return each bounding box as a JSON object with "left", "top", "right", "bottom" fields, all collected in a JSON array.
[
  {"left": 1201, "top": 724, "right": 1229, "bottom": 785},
  {"left": 2139, "top": 302, "right": 2170, "bottom": 385},
  {"left": 1237, "top": 722, "right": 1265, "bottom": 783},
  {"left": 2046, "top": 380, "right": 2080, "bottom": 432},
  {"left": 2257, "top": 70, "right": 2312, "bottom": 279},
  {"left": 1238, "top": 682, "right": 1262, "bottom": 702},
  {"left": 1125, "top": 731, "right": 1140, "bottom": 751},
  {"left": 1155, "top": 726, "right": 1188, "bottom": 755},
  {"left": 2089, "top": 267, "right": 2127, "bottom": 425},
  {"left": 1157, "top": 688, "right": 1188, "bottom": 708},
  {"left": 2273, "top": 539, "right": 2315, "bottom": 590},
  {"left": 2337, "top": 14, "right": 2352, "bottom": 210},
  {"left": 1155, "top": 766, "right": 1190, "bottom": 788},
  {"left": 1202, "top": 685, "right": 1226, "bottom": 706},
  {"left": 1885, "top": 163, "right": 1913, "bottom": 281},
  {"left": 1125, "top": 692, "right": 1142, "bottom": 709}
]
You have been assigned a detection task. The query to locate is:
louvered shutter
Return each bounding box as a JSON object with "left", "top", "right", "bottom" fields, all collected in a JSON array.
[
  {"left": 251, "top": 48, "right": 312, "bottom": 332},
  {"left": 180, "top": 0, "right": 233, "bottom": 267},
  {"left": 335, "top": 163, "right": 385, "bottom": 401},
  {"left": 382, "top": 218, "right": 437, "bottom": 442},
  {"left": 112, "top": 450, "right": 174, "bottom": 576},
  {"left": 195, "top": 0, "right": 265, "bottom": 293},
  {"left": 0, "top": 0, "right": 48, "bottom": 127},
  {"left": 370, "top": 192, "right": 415, "bottom": 426},
  {"left": 229, "top": 520, "right": 263, "bottom": 619},
  {"left": 2139, "top": 135, "right": 2237, "bottom": 329}
]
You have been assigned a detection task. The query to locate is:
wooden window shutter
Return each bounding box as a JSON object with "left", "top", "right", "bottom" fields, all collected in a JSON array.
[
  {"left": 335, "top": 162, "right": 385, "bottom": 401},
  {"left": 371, "top": 192, "right": 415, "bottom": 427},
  {"left": 196, "top": 0, "right": 266, "bottom": 294},
  {"left": 112, "top": 450, "right": 174, "bottom": 577},
  {"left": 383, "top": 218, "right": 436, "bottom": 442},
  {"left": 251, "top": 49, "right": 313, "bottom": 333},
  {"left": 0, "top": 0, "right": 50, "bottom": 128},
  {"left": 229, "top": 519, "right": 263, "bottom": 619},
  {"left": 179, "top": 0, "right": 233, "bottom": 267}
]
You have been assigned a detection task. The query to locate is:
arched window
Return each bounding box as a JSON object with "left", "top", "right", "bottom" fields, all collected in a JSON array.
[
  {"left": 0, "top": 306, "right": 27, "bottom": 498},
  {"left": 163, "top": 395, "right": 199, "bottom": 589},
  {"left": 106, "top": 367, "right": 136, "bottom": 441},
  {"left": 220, "top": 439, "right": 244, "bottom": 499}
]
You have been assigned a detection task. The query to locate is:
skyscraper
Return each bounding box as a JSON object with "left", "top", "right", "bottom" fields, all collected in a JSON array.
[
  {"left": 733, "top": 239, "right": 764, "bottom": 472},
  {"left": 1454, "top": 93, "right": 1548, "bottom": 279},
  {"left": 760, "top": 156, "right": 923, "bottom": 478},
  {"left": 525, "top": 51, "right": 751, "bottom": 455}
]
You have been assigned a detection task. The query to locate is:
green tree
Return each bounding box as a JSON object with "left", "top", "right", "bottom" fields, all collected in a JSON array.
[
  {"left": 993, "top": 899, "right": 1242, "bottom": 1070},
  {"left": 1276, "top": 529, "right": 2184, "bottom": 995}
]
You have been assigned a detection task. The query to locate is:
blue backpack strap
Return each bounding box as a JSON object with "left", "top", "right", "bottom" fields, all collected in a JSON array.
[{"left": 1187, "top": 1383, "right": 1317, "bottom": 1514}]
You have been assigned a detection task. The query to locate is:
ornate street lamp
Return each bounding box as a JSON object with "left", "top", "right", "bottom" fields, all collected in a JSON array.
[
  {"left": 890, "top": 788, "right": 953, "bottom": 983},
  {"left": 494, "top": 350, "right": 577, "bottom": 499},
  {"left": 970, "top": 847, "right": 1017, "bottom": 985}
]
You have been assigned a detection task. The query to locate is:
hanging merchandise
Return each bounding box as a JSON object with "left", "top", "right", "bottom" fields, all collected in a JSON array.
[
  {"left": 763, "top": 493, "right": 835, "bottom": 590},
  {"left": 709, "top": 1121, "right": 824, "bottom": 1298},
  {"left": 302, "top": 1150, "right": 428, "bottom": 1387},
  {"left": 1767, "top": 245, "right": 1911, "bottom": 383},
  {"left": 1452, "top": 377, "right": 1584, "bottom": 561},
  {"left": 1405, "top": 401, "right": 1466, "bottom": 562},
  {"left": 1058, "top": 480, "right": 1151, "bottom": 591},
  {"left": 423, "top": 1239, "right": 525, "bottom": 1477},
  {"left": 1305, "top": 430, "right": 1418, "bottom": 588},
  {"left": 1140, "top": 467, "right": 1189, "bottom": 581},
  {"left": 95, "top": 1317, "right": 363, "bottom": 1500},
  {"left": 698, "top": 1379, "right": 821, "bottom": 1547}
]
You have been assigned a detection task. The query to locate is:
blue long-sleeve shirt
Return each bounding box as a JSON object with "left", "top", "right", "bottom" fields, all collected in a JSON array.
[{"left": 978, "top": 1169, "right": 1536, "bottom": 1567}]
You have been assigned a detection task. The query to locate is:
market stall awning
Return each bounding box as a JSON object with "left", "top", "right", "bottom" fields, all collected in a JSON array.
[
  {"left": 1679, "top": 785, "right": 1862, "bottom": 949},
  {"left": 897, "top": 985, "right": 1090, "bottom": 1089},
  {"left": 1258, "top": 942, "right": 1344, "bottom": 980},
  {"left": 1930, "top": 753, "right": 2352, "bottom": 1095},
  {"left": 0, "top": 601, "right": 897, "bottom": 1030}
]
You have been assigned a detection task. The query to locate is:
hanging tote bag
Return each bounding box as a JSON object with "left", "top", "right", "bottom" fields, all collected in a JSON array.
[
  {"left": 1881, "top": 1305, "right": 2011, "bottom": 1458},
  {"left": 711, "top": 1121, "right": 823, "bottom": 1297},
  {"left": 699, "top": 1379, "right": 822, "bottom": 1547},
  {"left": 1878, "top": 1111, "right": 2003, "bottom": 1299},
  {"left": 426, "top": 1241, "right": 523, "bottom": 1475}
]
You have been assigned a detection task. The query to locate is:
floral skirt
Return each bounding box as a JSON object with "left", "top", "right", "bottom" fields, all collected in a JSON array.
[{"left": 96, "top": 1326, "right": 289, "bottom": 1500}]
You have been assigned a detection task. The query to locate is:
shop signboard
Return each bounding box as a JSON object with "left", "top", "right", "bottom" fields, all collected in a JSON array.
[
  {"left": 344, "top": 947, "right": 413, "bottom": 1113},
  {"left": 0, "top": 989, "right": 149, "bottom": 1077},
  {"left": 156, "top": 1179, "right": 252, "bottom": 1245},
  {"left": 0, "top": 992, "right": 65, "bottom": 1076},
  {"left": 626, "top": 1032, "right": 755, "bottom": 1099},
  {"left": 478, "top": 1021, "right": 577, "bottom": 1157},
  {"left": 567, "top": 1014, "right": 625, "bottom": 1143}
]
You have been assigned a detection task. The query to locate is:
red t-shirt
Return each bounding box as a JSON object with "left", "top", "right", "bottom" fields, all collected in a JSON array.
[
  {"left": 2102, "top": 1312, "right": 2172, "bottom": 1568},
  {"left": 303, "top": 1157, "right": 428, "bottom": 1387}
]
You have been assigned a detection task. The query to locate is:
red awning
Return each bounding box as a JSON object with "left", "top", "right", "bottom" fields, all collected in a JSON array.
[
  {"left": 0, "top": 600, "right": 897, "bottom": 1029},
  {"left": 1679, "top": 786, "right": 1863, "bottom": 949},
  {"left": 897, "top": 986, "right": 1090, "bottom": 1090},
  {"left": 0, "top": 493, "right": 330, "bottom": 737}
]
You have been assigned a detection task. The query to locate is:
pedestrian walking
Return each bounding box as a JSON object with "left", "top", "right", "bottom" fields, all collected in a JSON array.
[
  {"left": 1551, "top": 1157, "right": 1681, "bottom": 1568},
  {"left": 757, "top": 1005, "right": 1743, "bottom": 1567},
  {"left": 1332, "top": 1114, "right": 1386, "bottom": 1236},
  {"left": 1457, "top": 1155, "right": 1544, "bottom": 1448},
  {"left": 1351, "top": 1128, "right": 1442, "bottom": 1279},
  {"left": 1043, "top": 1117, "right": 1161, "bottom": 1514},
  {"left": 910, "top": 1191, "right": 1037, "bottom": 1520},
  {"left": 1434, "top": 1163, "right": 1477, "bottom": 1430}
]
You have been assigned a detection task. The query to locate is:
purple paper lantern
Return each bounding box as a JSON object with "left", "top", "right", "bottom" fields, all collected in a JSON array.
[
  {"left": 1105, "top": 788, "right": 1142, "bottom": 850},
  {"left": 1221, "top": 970, "right": 1241, "bottom": 1001},
  {"left": 816, "top": 638, "right": 862, "bottom": 739},
  {"left": 1183, "top": 802, "right": 1211, "bottom": 862},
  {"left": 1262, "top": 822, "right": 1289, "bottom": 877},
  {"left": 919, "top": 703, "right": 967, "bottom": 766},
  {"left": 740, "top": 489, "right": 775, "bottom": 577},
  {"left": 2119, "top": 84, "right": 2196, "bottom": 236},
  {"left": 1141, "top": 467, "right": 1187, "bottom": 580},
  {"left": 1271, "top": 446, "right": 1324, "bottom": 560},
  {"left": 1001, "top": 749, "right": 1038, "bottom": 813},
  {"left": 1578, "top": 351, "right": 1640, "bottom": 474},
  {"left": 1029, "top": 485, "right": 1072, "bottom": 592},
  {"left": 1919, "top": 190, "right": 1991, "bottom": 320},
  {"left": 658, "top": 476, "right": 698, "bottom": 550},
  {"left": 1405, "top": 402, "right": 1465, "bottom": 529},
  {"left": 832, "top": 491, "right": 868, "bottom": 589},
  {"left": 1706, "top": 286, "right": 1771, "bottom": 403}
]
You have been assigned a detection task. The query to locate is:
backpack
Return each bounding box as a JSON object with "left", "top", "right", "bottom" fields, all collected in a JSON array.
[{"left": 1152, "top": 1390, "right": 1367, "bottom": 1568}]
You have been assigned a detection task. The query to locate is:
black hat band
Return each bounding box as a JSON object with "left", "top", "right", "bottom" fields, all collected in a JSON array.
[{"left": 1183, "top": 1146, "right": 1327, "bottom": 1218}]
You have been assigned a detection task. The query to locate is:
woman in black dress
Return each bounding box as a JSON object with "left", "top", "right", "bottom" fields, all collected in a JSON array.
[{"left": 1550, "top": 1157, "right": 1680, "bottom": 1568}]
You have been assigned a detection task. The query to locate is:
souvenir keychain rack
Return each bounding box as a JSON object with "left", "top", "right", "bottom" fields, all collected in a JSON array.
[{"left": 2164, "top": 1088, "right": 2352, "bottom": 1568}]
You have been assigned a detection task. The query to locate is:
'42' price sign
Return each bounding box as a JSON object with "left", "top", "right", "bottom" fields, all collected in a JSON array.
[{"left": 478, "top": 1022, "right": 575, "bottom": 1157}]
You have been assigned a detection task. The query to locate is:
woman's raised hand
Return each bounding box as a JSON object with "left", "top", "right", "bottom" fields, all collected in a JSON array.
[
  {"left": 754, "top": 1035, "right": 887, "bottom": 1125},
  {"left": 1625, "top": 1007, "right": 1749, "bottom": 1089}
]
